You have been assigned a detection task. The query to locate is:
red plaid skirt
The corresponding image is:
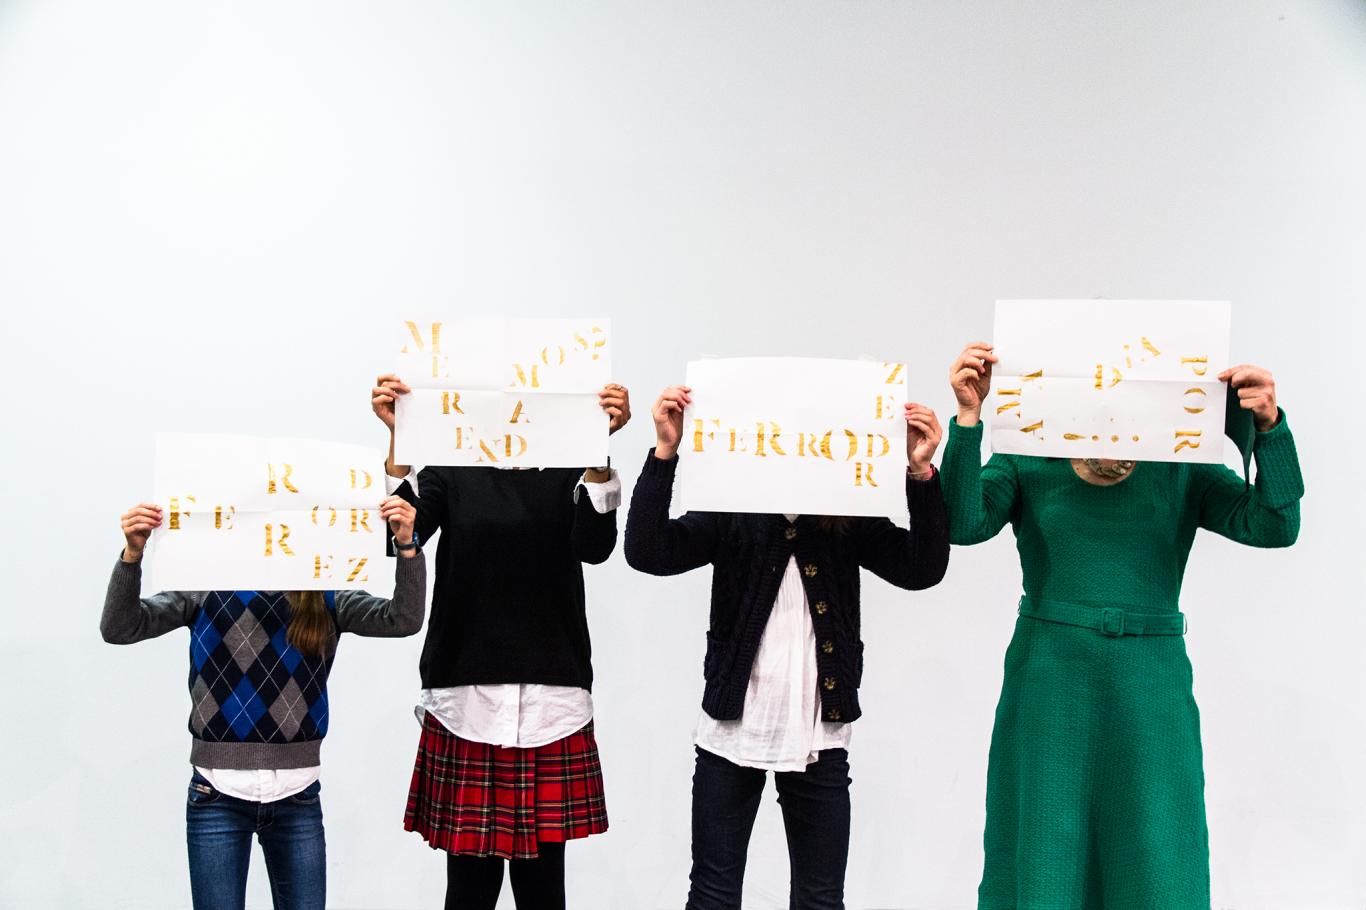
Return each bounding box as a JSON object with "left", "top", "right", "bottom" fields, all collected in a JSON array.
[{"left": 403, "top": 711, "right": 608, "bottom": 859}]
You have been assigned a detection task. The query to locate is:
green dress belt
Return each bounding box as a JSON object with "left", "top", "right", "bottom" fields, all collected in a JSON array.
[{"left": 1018, "top": 595, "right": 1187, "bottom": 636}]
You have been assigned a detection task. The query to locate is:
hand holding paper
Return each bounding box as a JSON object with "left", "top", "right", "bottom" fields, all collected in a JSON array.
[
  {"left": 120, "top": 503, "right": 163, "bottom": 562},
  {"left": 379, "top": 495, "right": 417, "bottom": 550},
  {"left": 1218, "top": 364, "right": 1279, "bottom": 431},
  {"left": 600, "top": 383, "right": 633, "bottom": 435},
  {"left": 949, "top": 342, "right": 1000, "bottom": 426},
  {"left": 905, "top": 403, "right": 943, "bottom": 475},
  {"left": 651, "top": 385, "right": 692, "bottom": 459}
]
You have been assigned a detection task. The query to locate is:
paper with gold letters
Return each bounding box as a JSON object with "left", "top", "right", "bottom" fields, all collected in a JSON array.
[
  {"left": 393, "top": 317, "right": 611, "bottom": 468},
  {"left": 677, "top": 358, "right": 909, "bottom": 517},
  {"left": 990, "top": 300, "right": 1230, "bottom": 463},
  {"left": 148, "top": 433, "right": 390, "bottom": 591}
]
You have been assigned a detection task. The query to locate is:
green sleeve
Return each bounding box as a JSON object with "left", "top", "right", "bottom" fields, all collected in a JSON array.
[
  {"left": 939, "top": 418, "right": 1020, "bottom": 545},
  {"left": 1193, "top": 409, "right": 1303, "bottom": 547}
]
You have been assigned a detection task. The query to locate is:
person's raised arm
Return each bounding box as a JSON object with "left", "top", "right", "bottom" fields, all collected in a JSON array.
[
  {"left": 623, "top": 385, "right": 720, "bottom": 575},
  {"left": 939, "top": 342, "right": 1020, "bottom": 544},
  {"left": 372, "top": 373, "right": 443, "bottom": 545},
  {"left": 1194, "top": 365, "right": 1302, "bottom": 547},
  {"left": 855, "top": 403, "right": 950, "bottom": 589},
  {"left": 101, "top": 503, "right": 201, "bottom": 643},
  {"left": 572, "top": 383, "right": 632, "bottom": 564},
  {"left": 335, "top": 495, "right": 429, "bottom": 636}
]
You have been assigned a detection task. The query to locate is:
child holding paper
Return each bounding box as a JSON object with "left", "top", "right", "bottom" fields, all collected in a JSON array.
[
  {"left": 100, "top": 493, "right": 426, "bottom": 910},
  {"left": 623, "top": 384, "right": 950, "bottom": 910},
  {"left": 939, "top": 343, "right": 1302, "bottom": 909},
  {"left": 371, "top": 374, "right": 630, "bottom": 910}
]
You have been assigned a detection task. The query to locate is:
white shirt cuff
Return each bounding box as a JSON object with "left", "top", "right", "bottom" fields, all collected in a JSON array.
[
  {"left": 574, "top": 470, "right": 621, "bottom": 513},
  {"left": 384, "top": 468, "right": 420, "bottom": 496}
]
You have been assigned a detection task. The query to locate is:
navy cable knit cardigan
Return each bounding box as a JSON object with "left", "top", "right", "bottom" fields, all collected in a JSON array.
[{"left": 624, "top": 449, "right": 950, "bottom": 725}]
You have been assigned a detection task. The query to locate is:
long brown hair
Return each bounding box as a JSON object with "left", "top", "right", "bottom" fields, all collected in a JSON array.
[{"left": 286, "top": 591, "right": 336, "bottom": 659}]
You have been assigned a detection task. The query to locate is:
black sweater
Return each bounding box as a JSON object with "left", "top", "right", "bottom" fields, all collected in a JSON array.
[
  {"left": 401, "top": 467, "right": 616, "bottom": 690},
  {"left": 624, "top": 450, "right": 949, "bottom": 724}
]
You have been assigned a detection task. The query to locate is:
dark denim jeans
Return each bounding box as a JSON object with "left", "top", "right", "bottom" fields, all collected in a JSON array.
[
  {"left": 686, "top": 746, "right": 852, "bottom": 910},
  {"left": 185, "top": 772, "right": 326, "bottom": 910}
]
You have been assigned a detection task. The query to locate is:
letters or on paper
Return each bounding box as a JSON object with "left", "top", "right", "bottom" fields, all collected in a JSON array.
[
  {"left": 990, "top": 300, "right": 1231, "bottom": 463},
  {"left": 677, "top": 358, "right": 908, "bottom": 517},
  {"left": 393, "top": 317, "right": 611, "bottom": 468},
  {"left": 149, "top": 433, "right": 389, "bottom": 590}
]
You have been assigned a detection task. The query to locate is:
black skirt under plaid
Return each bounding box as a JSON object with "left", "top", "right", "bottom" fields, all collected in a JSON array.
[{"left": 404, "top": 711, "right": 609, "bottom": 860}]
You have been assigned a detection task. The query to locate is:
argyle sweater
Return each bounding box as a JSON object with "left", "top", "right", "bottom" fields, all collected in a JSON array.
[{"left": 101, "top": 553, "right": 426, "bottom": 769}]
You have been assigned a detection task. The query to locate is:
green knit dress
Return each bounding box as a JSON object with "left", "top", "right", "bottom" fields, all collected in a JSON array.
[{"left": 940, "top": 414, "right": 1303, "bottom": 910}]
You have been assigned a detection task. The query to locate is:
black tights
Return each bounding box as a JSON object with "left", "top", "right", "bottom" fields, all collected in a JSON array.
[{"left": 445, "top": 842, "right": 566, "bottom": 910}]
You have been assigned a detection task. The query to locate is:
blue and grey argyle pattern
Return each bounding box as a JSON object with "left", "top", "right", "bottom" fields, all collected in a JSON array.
[{"left": 187, "top": 591, "right": 335, "bottom": 744}]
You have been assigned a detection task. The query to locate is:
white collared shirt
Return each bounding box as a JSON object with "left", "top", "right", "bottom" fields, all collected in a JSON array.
[{"left": 194, "top": 766, "right": 320, "bottom": 802}]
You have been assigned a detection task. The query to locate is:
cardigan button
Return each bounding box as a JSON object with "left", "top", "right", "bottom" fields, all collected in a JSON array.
[
  {"left": 826, "top": 709, "right": 842, "bottom": 722},
  {"left": 821, "top": 640, "right": 834, "bottom": 654},
  {"left": 803, "top": 563, "right": 818, "bottom": 577},
  {"left": 823, "top": 677, "right": 837, "bottom": 691},
  {"left": 784, "top": 526, "right": 797, "bottom": 540},
  {"left": 814, "top": 601, "right": 828, "bottom": 615}
]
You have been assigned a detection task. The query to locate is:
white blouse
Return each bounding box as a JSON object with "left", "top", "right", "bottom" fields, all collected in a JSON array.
[
  {"left": 388, "top": 466, "right": 619, "bottom": 748},
  {"left": 694, "top": 517, "right": 852, "bottom": 772}
]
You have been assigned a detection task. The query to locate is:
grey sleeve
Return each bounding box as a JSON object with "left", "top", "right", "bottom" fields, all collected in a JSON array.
[
  {"left": 334, "top": 550, "right": 427, "bottom": 638},
  {"left": 100, "top": 557, "right": 202, "bottom": 644}
]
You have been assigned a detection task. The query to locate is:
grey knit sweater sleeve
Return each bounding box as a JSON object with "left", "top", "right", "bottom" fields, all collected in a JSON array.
[
  {"left": 334, "top": 550, "right": 427, "bottom": 637},
  {"left": 100, "top": 557, "right": 202, "bottom": 644}
]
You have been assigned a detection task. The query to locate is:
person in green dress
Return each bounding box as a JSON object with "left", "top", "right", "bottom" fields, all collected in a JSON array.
[{"left": 939, "top": 341, "right": 1304, "bottom": 909}]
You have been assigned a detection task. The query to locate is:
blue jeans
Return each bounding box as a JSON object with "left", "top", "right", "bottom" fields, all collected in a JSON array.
[
  {"left": 185, "top": 772, "right": 326, "bottom": 910},
  {"left": 686, "top": 746, "right": 852, "bottom": 910}
]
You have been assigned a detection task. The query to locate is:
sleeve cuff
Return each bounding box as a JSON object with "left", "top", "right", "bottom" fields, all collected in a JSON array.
[
  {"left": 1254, "top": 408, "right": 1291, "bottom": 448},
  {"left": 639, "top": 448, "right": 680, "bottom": 480},
  {"left": 384, "top": 469, "right": 419, "bottom": 496},
  {"left": 574, "top": 470, "right": 623, "bottom": 513},
  {"left": 948, "top": 416, "right": 985, "bottom": 439}
]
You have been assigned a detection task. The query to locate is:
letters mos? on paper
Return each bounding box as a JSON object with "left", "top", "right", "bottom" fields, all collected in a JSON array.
[{"left": 394, "top": 317, "right": 611, "bottom": 469}]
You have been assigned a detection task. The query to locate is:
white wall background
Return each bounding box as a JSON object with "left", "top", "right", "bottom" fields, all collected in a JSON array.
[{"left": 2, "top": 1, "right": 1364, "bottom": 907}]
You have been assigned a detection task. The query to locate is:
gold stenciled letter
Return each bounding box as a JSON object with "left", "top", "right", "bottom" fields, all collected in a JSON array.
[
  {"left": 267, "top": 464, "right": 299, "bottom": 495},
  {"left": 168, "top": 495, "right": 196, "bottom": 530},
  {"left": 1173, "top": 430, "right": 1202, "bottom": 452},
  {"left": 401, "top": 321, "right": 447, "bottom": 379},
  {"left": 346, "top": 557, "right": 369, "bottom": 583},
  {"left": 264, "top": 523, "right": 295, "bottom": 557}
]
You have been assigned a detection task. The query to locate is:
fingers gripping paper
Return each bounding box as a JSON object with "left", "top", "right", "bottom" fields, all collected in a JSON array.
[
  {"left": 149, "top": 434, "right": 390, "bottom": 590},
  {"left": 990, "top": 300, "right": 1231, "bottom": 464},
  {"left": 393, "top": 317, "right": 611, "bottom": 468},
  {"left": 678, "top": 358, "right": 908, "bottom": 517}
]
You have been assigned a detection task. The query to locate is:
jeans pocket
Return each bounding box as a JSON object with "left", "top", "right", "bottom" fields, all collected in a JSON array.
[
  {"left": 288, "top": 780, "right": 322, "bottom": 805},
  {"left": 187, "top": 776, "right": 221, "bottom": 808}
]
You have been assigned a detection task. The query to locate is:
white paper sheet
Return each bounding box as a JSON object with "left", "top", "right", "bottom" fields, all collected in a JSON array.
[
  {"left": 392, "top": 317, "right": 611, "bottom": 468},
  {"left": 148, "top": 433, "right": 390, "bottom": 590},
  {"left": 677, "top": 358, "right": 909, "bottom": 517},
  {"left": 989, "top": 300, "right": 1231, "bottom": 463}
]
